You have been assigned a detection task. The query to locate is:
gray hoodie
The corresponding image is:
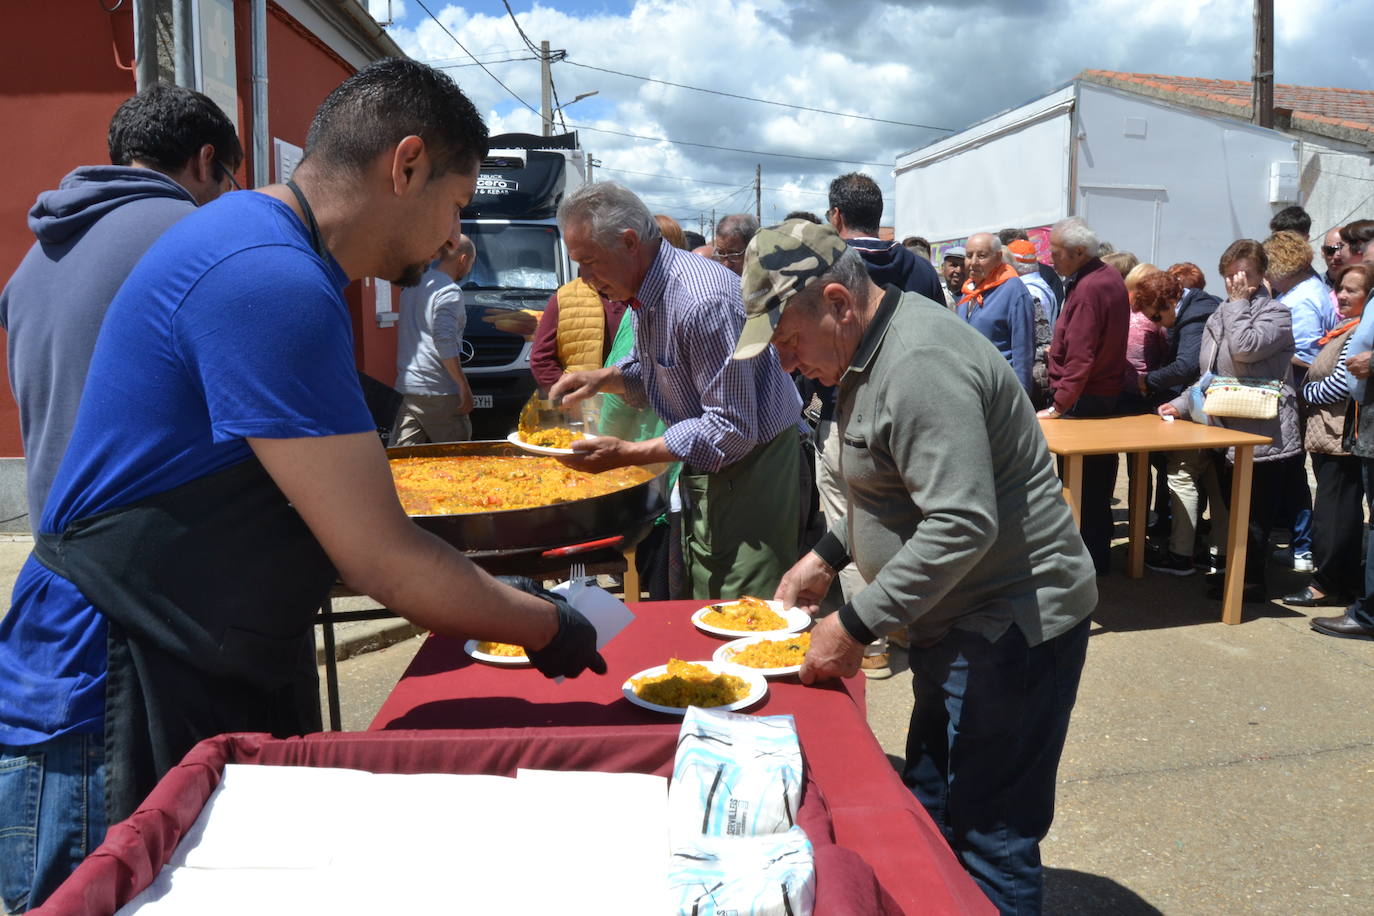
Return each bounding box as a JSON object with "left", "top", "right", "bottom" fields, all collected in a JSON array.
[{"left": 0, "top": 166, "right": 196, "bottom": 526}]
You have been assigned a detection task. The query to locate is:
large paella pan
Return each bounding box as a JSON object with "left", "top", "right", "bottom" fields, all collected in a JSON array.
[{"left": 386, "top": 440, "right": 670, "bottom": 555}]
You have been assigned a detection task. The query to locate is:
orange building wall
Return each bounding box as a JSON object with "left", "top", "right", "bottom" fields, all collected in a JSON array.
[{"left": 0, "top": 2, "right": 397, "bottom": 458}]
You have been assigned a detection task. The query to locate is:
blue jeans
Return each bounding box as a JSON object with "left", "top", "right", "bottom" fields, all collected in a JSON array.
[
  {"left": 0, "top": 732, "right": 106, "bottom": 913},
  {"left": 904, "top": 619, "right": 1090, "bottom": 916}
]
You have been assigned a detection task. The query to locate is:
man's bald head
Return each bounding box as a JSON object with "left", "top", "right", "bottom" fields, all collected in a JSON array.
[
  {"left": 439, "top": 233, "right": 476, "bottom": 282},
  {"left": 964, "top": 232, "right": 1003, "bottom": 284}
]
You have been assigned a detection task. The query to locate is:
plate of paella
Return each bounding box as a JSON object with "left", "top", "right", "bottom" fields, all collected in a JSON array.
[
  {"left": 464, "top": 639, "right": 531, "bottom": 666},
  {"left": 690, "top": 596, "right": 811, "bottom": 638},
  {"left": 622, "top": 658, "right": 768, "bottom": 715},
  {"left": 506, "top": 429, "right": 592, "bottom": 456},
  {"left": 713, "top": 632, "right": 811, "bottom": 678}
]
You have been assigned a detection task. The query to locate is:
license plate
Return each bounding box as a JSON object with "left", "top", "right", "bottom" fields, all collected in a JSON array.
[{"left": 472, "top": 395, "right": 493, "bottom": 409}]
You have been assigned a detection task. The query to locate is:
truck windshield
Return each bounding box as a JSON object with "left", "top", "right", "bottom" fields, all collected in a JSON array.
[{"left": 461, "top": 223, "right": 562, "bottom": 291}]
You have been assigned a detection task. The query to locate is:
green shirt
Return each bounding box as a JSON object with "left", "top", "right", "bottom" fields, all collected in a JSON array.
[{"left": 824, "top": 289, "right": 1096, "bottom": 648}]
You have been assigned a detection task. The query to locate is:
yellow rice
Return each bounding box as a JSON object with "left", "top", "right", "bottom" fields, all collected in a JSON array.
[{"left": 631, "top": 659, "right": 750, "bottom": 708}]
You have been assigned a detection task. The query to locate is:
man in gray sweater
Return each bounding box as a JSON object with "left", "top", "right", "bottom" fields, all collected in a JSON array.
[{"left": 736, "top": 219, "right": 1097, "bottom": 916}]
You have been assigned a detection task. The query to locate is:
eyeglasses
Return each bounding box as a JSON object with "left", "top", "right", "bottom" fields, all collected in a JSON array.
[
  {"left": 216, "top": 162, "right": 242, "bottom": 191},
  {"left": 712, "top": 249, "right": 746, "bottom": 262},
  {"left": 1322, "top": 241, "right": 1364, "bottom": 257}
]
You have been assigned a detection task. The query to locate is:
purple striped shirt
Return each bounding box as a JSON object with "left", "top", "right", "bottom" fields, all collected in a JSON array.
[{"left": 616, "top": 243, "right": 801, "bottom": 472}]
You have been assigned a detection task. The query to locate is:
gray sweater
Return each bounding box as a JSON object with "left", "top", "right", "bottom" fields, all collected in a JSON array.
[
  {"left": 823, "top": 290, "right": 1097, "bottom": 649},
  {"left": 0, "top": 167, "right": 197, "bottom": 526},
  {"left": 1166, "top": 292, "right": 1300, "bottom": 463}
]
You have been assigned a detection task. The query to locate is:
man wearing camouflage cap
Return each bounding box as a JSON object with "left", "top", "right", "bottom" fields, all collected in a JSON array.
[{"left": 742, "top": 218, "right": 1097, "bottom": 916}]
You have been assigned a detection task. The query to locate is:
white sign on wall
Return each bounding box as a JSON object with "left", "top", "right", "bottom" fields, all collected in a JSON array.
[
  {"left": 195, "top": 0, "right": 239, "bottom": 132},
  {"left": 274, "top": 139, "right": 304, "bottom": 183}
]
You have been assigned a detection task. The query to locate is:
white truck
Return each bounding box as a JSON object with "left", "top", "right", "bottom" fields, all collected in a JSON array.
[{"left": 459, "top": 132, "right": 587, "bottom": 438}]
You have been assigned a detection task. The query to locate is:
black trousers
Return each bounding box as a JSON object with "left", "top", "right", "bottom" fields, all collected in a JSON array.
[
  {"left": 1218, "top": 454, "right": 1300, "bottom": 589},
  {"left": 1310, "top": 453, "right": 1366, "bottom": 599},
  {"left": 1063, "top": 393, "right": 1120, "bottom": 575}
]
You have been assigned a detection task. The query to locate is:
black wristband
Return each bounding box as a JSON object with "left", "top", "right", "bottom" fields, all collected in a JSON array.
[
  {"left": 838, "top": 602, "right": 877, "bottom": 646},
  {"left": 811, "top": 532, "right": 851, "bottom": 572}
]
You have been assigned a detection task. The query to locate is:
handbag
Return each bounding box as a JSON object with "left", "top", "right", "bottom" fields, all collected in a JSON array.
[
  {"left": 1187, "top": 321, "right": 1283, "bottom": 423},
  {"left": 1202, "top": 376, "right": 1282, "bottom": 419}
]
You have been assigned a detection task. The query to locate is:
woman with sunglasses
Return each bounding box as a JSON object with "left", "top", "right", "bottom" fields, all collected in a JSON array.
[{"left": 1286, "top": 263, "right": 1374, "bottom": 608}]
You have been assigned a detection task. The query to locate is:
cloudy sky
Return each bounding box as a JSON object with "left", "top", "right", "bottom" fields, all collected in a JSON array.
[{"left": 367, "top": 0, "right": 1371, "bottom": 233}]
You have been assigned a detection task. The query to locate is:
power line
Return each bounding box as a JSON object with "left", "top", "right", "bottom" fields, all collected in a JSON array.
[
  {"left": 595, "top": 165, "right": 893, "bottom": 204},
  {"left": 562, "top": 58, "right": 954, "bottom": 133},
  {"left": 426, "top": 55, "right": 539, "bottom": 69},
  {"left": 411, "top": 9, "right": 895, "bottom": 168},
  {"left": 412, "top": 0, "right": 540, "bottom": 116},
  {"left": 500, "top": 0, "right": 541, "bottom": 54},
  {"left": 567, "top": 122, "right": 892, "bottom": 168}
]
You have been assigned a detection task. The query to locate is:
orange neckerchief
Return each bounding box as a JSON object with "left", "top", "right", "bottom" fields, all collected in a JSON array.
[
  {"left": 958, "top": 262, "right": 1018, "bottom": 309},
  {"left": 1317, "top": 316, "right": 1361, "bottom": 347}
]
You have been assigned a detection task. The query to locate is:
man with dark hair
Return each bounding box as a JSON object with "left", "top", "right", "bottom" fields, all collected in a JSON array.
[
  {"left": 827, "top": 173, "right": 941, "bottom": 300},
  {"left": 2, "top": 84, "right": 242, "bottom": 532},
  {"left": 683, "top": 229, "right": 706, "bottom": 250},
  {"left": 786, "top": 210, "right": 821, "bottom": 224},
  {"left": 0, "top": 61, "right": 604, "bottom": 910},
  {"left": 1269, "top": 205, "right": 1313, "bottom": 238}
]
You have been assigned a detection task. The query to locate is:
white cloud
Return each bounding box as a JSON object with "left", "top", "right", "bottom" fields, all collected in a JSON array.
[{"left": 382, "top": 0, "right": 1372, "bottom": 230}]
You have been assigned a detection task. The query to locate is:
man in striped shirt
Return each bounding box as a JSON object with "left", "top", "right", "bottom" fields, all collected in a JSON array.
[{"left": 550, "top": 182, "right": 802, "bottom": 599}]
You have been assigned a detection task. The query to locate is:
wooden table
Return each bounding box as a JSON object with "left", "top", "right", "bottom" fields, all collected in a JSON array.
[{"left": 1039, "top": 414, "right": 1271, "bottom": 625}]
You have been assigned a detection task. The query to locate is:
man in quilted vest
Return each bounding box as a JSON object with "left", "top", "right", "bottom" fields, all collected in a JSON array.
[{"left": 529, "top": 277, "right": 628, "bottom": 391}]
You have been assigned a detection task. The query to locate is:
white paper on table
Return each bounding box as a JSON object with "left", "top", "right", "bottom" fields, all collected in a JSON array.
[
  {"left": 515, "top": 768, "right": 670, "bottom": 915},
  {"left": 117, "top": 765, "right": 671, "bottom": 916}
]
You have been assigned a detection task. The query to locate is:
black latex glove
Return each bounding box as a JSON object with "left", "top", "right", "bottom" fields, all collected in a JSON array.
[{"left": 496, "top": 575, "right": 607, "bottom": 678}]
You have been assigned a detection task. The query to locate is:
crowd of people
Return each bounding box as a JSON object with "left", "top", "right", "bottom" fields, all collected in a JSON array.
[{"left": 2, "top": 53, "right": 1372, "bottom": 916}]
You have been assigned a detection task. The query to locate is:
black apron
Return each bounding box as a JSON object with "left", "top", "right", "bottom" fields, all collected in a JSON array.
[{"left": 34, "top": 457, "right": 337, "bottom": 824}]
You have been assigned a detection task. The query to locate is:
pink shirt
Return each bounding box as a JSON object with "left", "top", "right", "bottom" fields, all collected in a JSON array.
[{"left": 1126, "top": 310, "right": 1168, "bottom": 376}]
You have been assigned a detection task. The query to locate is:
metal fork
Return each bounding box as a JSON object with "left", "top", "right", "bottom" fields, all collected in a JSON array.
[{"left": 569, "top": 562, "right": 587, "bottom": 591}]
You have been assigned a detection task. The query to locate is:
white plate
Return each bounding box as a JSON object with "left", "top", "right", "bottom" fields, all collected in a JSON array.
[
  {"left": 690, "top": 600, "right": 812, "bottom": 638},
  {"left": 505, "top": 430, "right": 594, "bottom": 456},
  {"left": 621, "top": 661, "right": 768, "bottom": 715},
  {"left": 713, "top": 633, "right": 809, "bottom": 678},
  {"left": 464, "top": 639, "right": 530, "bottom": 666}
]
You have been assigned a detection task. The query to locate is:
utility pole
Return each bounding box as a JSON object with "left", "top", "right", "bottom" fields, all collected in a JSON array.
[
  {"left": 1252, "top": 0, "right": 1274, "bottom": 129},
  {"left": 711, "top": 209, "right": 716, "bottom": 240},
  {"left": 754, "top": 164, "right": 762, "bottom": 223},
  {"left": 540, "top": 39, "right": 554, "bottom": 136},
  {"left": 699, "top": 213, "right": 706, "bottom": 238}
]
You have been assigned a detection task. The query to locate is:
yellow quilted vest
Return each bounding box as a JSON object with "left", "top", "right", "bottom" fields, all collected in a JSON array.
[{"left": 555, "top": 278, "right": 605, "bottom": 372}]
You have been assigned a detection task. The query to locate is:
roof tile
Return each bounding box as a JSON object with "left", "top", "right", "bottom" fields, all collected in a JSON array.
[{"left": 1080, "top": 69, "right": 1374, "bottom": 142}]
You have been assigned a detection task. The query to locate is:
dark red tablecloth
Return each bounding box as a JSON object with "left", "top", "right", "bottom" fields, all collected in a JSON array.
[
  {"left": 40, "top": 729, "right": 894, "bottom": 916},
  {"left": 370, "top": 599, "right": 992, "bottom": 915}
]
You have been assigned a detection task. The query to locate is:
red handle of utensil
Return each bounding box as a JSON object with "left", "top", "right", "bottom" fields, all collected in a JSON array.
[{"left": 541, "top": 535, "right": 625, "bottom": 557}]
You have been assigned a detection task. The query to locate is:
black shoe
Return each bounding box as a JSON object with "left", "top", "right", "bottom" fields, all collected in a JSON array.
[
  {"left": 1310, "top": 613, "right": 1374, "bottom": 641},
  {"left": 1282, "top": 586, "right": 1347, "bottom": 608},
  {"left": 1146, "top": 548, "right": 1196, "bottom": 576}
]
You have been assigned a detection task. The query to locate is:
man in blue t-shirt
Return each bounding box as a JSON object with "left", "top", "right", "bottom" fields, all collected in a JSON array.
[{"left": 0, "top": 60, "right": 605, "bottom": 911}]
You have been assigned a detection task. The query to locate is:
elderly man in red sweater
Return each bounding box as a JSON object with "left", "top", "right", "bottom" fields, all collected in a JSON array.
[{"left": 1037, "top": 217, "right": 1130, "bottom": 575}]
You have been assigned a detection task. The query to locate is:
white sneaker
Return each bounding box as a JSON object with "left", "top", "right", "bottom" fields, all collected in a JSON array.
[{"left": 1293, "top": 551, "right": 1314, "bottom": 573}]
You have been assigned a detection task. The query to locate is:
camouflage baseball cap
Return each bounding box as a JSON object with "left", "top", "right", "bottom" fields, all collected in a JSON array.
[{"left": 732, "top": 218, "right": 849, "bottom": 360}]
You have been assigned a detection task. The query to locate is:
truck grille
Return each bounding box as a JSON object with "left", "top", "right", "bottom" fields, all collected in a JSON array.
[{"left": 465, "top": 336, "right": 525, "bottom": 368}]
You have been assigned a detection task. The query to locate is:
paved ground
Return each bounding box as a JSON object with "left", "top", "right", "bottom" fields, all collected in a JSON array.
[{"left": 3, "top": 492, "right": 1372, "bottom": 913}]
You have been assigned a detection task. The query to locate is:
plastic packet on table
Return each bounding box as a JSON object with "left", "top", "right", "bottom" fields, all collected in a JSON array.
[
  {"left": 667, "top": 828, "right": 815, "bottom": 916},
  {"left": 669, "top": 706, "right": 804, "bottom": 845}
]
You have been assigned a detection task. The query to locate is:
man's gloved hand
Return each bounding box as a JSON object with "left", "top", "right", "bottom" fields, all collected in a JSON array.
[{"left": 496, "top": 576, "right": 607, "bottom": 678}]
